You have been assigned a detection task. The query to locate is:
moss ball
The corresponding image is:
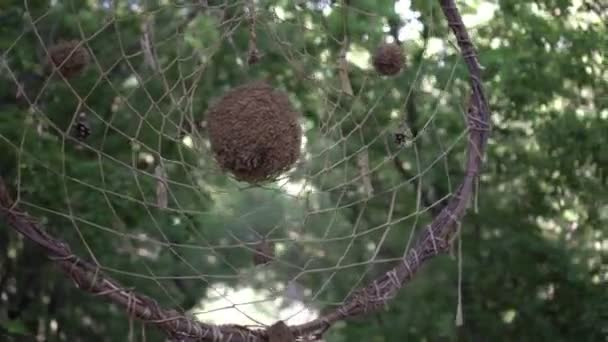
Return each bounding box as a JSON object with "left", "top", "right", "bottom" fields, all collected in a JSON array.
[
  {"left": 47, "top": 40, "right": 90, "bottom": 78},
  {"left": 206, "top": 81, "right": 301, "bottom": 183},
  {"left": 372, "top": 43, "right": 405, "bottom": 76},
  {"left": 252, "top": 239, "right": 275, "bottom": 266}
]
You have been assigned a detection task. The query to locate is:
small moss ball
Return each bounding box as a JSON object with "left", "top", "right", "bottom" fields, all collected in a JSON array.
[
  {"left": 47, "top": 40, "right": 90, "bottom": 78},
  {"left": 206, "top": 81, "right": 302, "bottom": 183},
  {"left": 372, "top": 43, "right": 405, "bottom": 76},
  {"left": 252, "top": 239, "right": 275, "bottom": 266}
]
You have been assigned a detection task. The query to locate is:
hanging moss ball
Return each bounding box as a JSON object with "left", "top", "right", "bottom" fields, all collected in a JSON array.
[
  {"left": 206, "top": 81, "right": 302, "bottom": 183},
  {"left": 372, "top": 43, "right": 405, "bottom": 76},
  {"left": 252, "top": 239, "right": 275, "bottom": 266},
  {"left": 47, "top": 40, "right": 90, "bottom": 78}
]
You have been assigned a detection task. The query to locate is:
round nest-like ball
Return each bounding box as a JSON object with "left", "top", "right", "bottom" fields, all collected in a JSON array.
[
  {"left": 372, "top": 43, "right": 405, "bottom": 76},
  {"left": 47, "top": 40, "right": 90, "bottom": 78},
  {"left": 252, "top": 239, "right": 275, "bottom": 266},
  {"left": 206, "top": 81, "right": 302, "bottom": 183}
]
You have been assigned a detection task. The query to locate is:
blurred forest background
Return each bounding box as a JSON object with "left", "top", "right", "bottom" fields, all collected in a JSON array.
[{"left": 0, "top": 0, "right": 607, "bottom": 341}]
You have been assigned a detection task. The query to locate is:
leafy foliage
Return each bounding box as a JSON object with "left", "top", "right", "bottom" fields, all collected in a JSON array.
[{"left": 0, "top": 1, "right": 606, "bottom": 341}]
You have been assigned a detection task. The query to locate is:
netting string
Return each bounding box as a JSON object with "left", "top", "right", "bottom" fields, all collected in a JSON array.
[{"left": 0, "top": 0, "right": 489, "bottom": 341}]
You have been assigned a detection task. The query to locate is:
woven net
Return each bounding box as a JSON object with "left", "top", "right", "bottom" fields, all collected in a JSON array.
[{"left": 0, "top": 0, "right": 490, "bottom": 340}]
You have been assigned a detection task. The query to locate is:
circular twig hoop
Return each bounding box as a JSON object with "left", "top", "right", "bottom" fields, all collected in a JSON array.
[{"left": 0, "top": 0, "right": 490, "bottom": 341}]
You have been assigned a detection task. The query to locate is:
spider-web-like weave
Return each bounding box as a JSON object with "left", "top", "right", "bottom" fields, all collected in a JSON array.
[{"left": 0, "top": 0, "right": 490, "bottom": 341}]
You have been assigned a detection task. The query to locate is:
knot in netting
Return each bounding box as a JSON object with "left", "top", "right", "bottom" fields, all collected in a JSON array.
[{"left": 206, "top": 81, "right": 302, "bottom": 184}]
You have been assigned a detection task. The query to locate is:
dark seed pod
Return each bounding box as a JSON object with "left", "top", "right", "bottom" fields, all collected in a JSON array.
[
  {"left": 372, "top": 43, "right": 405, "bottom": 76},
  {"left": 247, "top": 48, "right": 261, "bottom": 65},
  {"left": 206, "top": 81, "right": 301, "bottom": 183},
  {"left": 73, "top": 112, "right": 91, "bottom": 140},
  {"left": 47, "top": 40, "right": 90, "bottom": 78},
  {"left": 394, "top": 120, "right": 413, "bottom": 148},
  {"left": 253, "top": 239, "right": 274, "bottom": 266}
]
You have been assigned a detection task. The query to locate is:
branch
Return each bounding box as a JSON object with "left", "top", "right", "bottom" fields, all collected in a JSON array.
[
  {"left": 0, "top": 178, "right": 262, "bottom": 342},
  {"left": 246, "top": 0, "right": 261, "bottom": 65}
]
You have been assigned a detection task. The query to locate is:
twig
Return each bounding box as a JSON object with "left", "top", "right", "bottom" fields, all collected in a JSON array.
[
  {"left": 246, "top": 0, "right": 260, "bottom": 65},
  {"left": 141, "top": 13, "right": 160, "bottom": 73},
  {"left": 338, "top": 0, "right": 354, "bottom": 95},
  {"left": 155, "top": 163, "right": 168, "bottom": 209},
  {"left": 0, "top": 177, "right": 262, "bottom": 342},
  {"left": 338, "top": 41, "right": 354, "bottom": 96},
  {"left": 357, "top": 149, "right": 374, "bottom": 198}
]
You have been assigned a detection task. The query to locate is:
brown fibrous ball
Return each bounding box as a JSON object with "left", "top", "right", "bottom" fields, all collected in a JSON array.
[
  {"left": 206, "top": 81, "right": 301, "bottom": 183},
  {"left": 252, "top": 239, "right": 275, "bottom": 266},
  {"left": 372, "top": 43, "right": 405, "bottom": 76},
  {"left": 47, "top": 40, "right": 90, "bottom": 78}
]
